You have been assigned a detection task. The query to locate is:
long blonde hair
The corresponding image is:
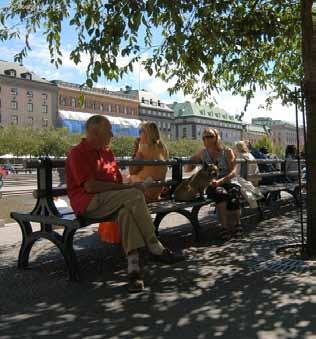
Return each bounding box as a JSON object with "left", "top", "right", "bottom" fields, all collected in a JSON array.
[
  {"left": 202, "top": 127, "right": 223, "bottom": 151},
  {"left": 235, "top": 141, "right": 249, "bottom": 154},
  {"left": 140, "top": 121, "right": 169, "bottom": 159}
]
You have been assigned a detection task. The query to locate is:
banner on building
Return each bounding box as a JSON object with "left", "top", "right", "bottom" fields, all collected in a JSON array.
[{"left": 58, "top": 110, "right": 142, "bottom": 137}]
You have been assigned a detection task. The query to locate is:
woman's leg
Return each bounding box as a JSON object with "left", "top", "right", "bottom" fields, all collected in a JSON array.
[{"left": 216, "top": 201, "right": 228, "bottom": 227}]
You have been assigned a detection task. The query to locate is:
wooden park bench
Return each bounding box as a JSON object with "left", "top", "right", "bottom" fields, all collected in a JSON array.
[
  {"left": 10, "top": 157, "right": 214, "bottom": 281},
  {"left": 10, "top": 156, "right": 305, "bottom": 280},
  {"left": 242, "top": 158, "right": 305, "bottom": 215}
]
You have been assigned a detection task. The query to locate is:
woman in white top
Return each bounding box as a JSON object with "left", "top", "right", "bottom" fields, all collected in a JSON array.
[{"left": 234, "top": 141, "right": 260, "bottom": 186}]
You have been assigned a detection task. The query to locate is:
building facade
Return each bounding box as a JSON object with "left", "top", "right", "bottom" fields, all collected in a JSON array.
[
  {"left": 242, "top": 124, "right": 270, "bottom": 145},
  {"left": 252, "top": 117, "right": 304, "bottom": 147},
  {"left": 270, "top": 123, "right": 304, "bottom": 147},
  {"left": 0, "top": 60, "right": 58, "bottom": 128},
  {"left": 170, "top": 101, "right": 243, "bottom": 143},
  {"left": 53, "top": 81, "right": 139, "bottom": 119},
  {"left": 117, "top": 88, "right": 175, "bottom": 139}
]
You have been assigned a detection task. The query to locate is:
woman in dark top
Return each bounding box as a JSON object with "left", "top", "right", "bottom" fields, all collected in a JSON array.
[{"left": 185, "top": 128, "right": 241, "bottom": 240}]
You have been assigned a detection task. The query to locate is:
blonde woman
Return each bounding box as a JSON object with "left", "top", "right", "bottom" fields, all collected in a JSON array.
[
  {"left": 234, "top": 141, "right": 260, "bottom": 186},
  {"left": 129, "top": 122, "right": 169, "bottom": 202},
  {"left": 185, "top": 128, "right": 241, "bottom": 240}
]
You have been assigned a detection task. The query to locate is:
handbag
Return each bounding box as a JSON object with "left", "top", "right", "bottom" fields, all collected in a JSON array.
[{"left": 98, "top": 221, "right": 121, "bottom": 244}]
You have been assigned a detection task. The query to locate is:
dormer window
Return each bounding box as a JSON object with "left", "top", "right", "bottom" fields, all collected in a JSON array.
[
  {"left": 5, "top": 69, "right": 16, "bottom": 77},
  {"left": 21, "top": 72, "right": 32, "bottom": 80}
]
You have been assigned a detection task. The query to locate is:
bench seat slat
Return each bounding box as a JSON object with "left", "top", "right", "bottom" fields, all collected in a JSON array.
[{"left": 11, "top": 198, "right": 215, "bottom": 229}]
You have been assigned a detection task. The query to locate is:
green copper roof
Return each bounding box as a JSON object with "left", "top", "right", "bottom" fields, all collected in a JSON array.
[{"left": 170, "top": 101, "right": 241, "bottom": 123}]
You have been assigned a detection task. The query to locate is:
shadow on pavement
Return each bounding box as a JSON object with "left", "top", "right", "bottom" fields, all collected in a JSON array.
[{"left": 1, "top": 205, "right": 315, "bottom": 338}]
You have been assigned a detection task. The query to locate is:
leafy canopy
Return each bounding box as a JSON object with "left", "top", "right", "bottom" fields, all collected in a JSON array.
[{"left": 0, "top": 0, "right": 302, "bottom": 112}]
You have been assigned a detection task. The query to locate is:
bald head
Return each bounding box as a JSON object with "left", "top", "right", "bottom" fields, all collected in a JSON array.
[
  {"left": 85, "top": 115, "right": 113, "bottom": 148},
  {"left": 86, "top": 115, "right": 110, "bottom": 133}
]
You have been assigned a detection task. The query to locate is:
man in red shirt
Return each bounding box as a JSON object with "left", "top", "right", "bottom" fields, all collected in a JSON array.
[{"left": 66, "top": 115, "right": 183, "bottom": 293}]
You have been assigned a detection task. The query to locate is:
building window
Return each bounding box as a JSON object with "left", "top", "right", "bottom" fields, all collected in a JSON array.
[
  {"left": 27, "top": 103, "right": 33, "bottom": 112},
  {"left": 26, "top": 90, "right": 33, "bottom": 97},
  {"left": 21, "top": 72, "right": 32, "bottom": 80},
  {"left": 11, "top": 115, "right": 18, "bottom": 124},
  {"left": 42, "top": 93, "right": 48, "bottom": 100},
  {"left": 42, "top": 118, "right": 48, "bottom": 127},
  {"left": 42, "top": 104, "right": 48, "bottom": 113},
  {"left": 11, "top": 101, "right": 18, "bottom": 110},
  {"left": 60, "top": 96, "right": 66, "bottom": 106},
  {"left": 100, "top": 104, "right": 104, "bottom": 111},
  {"left": 71, "top": 97, "right": 76, "bottom": 108},
  {"left": 27, "top": 117, "right": 34, "bottom": 125},
  {"left": 183, "top": 127, "right": 187, "bottom": 138},
  {"left": 5, "top": 69, "right": 16, "bottom": 77},
  {"left": 11, "top": 88, "right": 18, "bottom": 95}
]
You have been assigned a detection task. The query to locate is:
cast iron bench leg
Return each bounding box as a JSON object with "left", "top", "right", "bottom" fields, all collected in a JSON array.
[
  {"left": 177, "top": 209, "right": 201, "bottom": 242},
  {"left": 15, "top": 217, "right": 80, "bottom": 280},
  {"left": 16, "top": 219, "right": 35, "bottom": 268},
  {"left": 62, "top": 228, "right": 80, "bottom": 281},
  {"left": 191, "top": 206, "right": 203, "bottom": 242},
  {"left": 153, "top": 212, "right": 168, "bottom": 236}
]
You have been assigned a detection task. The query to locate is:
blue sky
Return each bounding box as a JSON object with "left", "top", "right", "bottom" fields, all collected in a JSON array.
[{"left": 0, "top": 0, "right": 299, "bottom": 124}]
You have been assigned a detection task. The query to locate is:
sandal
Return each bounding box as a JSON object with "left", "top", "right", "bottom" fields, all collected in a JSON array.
[
  {"left": 234, "top": 224, "right": 243, "bottom": 238},
  {"left": 128, "top": 271, "right": 144, "bottom": 293},
  {"left": 218, "top": 227, "right": 232, "bottom": 241}
]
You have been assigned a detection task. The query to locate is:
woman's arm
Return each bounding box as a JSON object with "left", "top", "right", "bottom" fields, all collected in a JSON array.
[
  {"left": 184, "top": 149, "right": 203, "bottom": 172},
  {"left": 129, "top": 152, "right": 144, "bottom": 175}
]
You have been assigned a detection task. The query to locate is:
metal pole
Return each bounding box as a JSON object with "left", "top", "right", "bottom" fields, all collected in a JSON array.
[{"left": 294, "top": 87, "right": 305, "bottom": 250}]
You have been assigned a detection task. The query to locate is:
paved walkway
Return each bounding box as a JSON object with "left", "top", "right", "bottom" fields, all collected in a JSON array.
[{"left": 1, "top": 200, "right": 316, "bottom": 339}]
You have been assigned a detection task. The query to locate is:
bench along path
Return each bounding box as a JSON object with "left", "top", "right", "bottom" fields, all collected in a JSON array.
[
  {"left": 11, "top": 158, "right": 214, "bottom": 281},
  {"left": 11, "top": 157, "right": 304, "bottom": 281}
]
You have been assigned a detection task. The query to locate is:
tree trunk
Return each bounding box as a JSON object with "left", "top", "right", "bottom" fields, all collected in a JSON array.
[{"left": 301, "top": 0, "right": 316, "bottom": 255}]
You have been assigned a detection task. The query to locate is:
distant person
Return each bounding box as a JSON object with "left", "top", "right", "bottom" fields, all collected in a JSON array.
[
  {"left": 251, "top": 147, "right": 275, "bottom": 184},
  {"left": 284, "top": 145, "right": 299, "bottom": 181},
  {"left": 66, "top": 115, "right": 184, "bottom": 293},
  {"left": 128, "top": 122, "right": 169, "bottom": 202},
  {"left": 234, "top": 141, "right": 260, "bottom": 186},
  {"left": 234, "top": 141, "right": 263, "bottom": 208}
]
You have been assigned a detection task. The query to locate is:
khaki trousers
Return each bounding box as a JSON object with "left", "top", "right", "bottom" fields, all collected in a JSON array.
[{"left": 82, "top": 188, "right": 157, "bottom": 254}]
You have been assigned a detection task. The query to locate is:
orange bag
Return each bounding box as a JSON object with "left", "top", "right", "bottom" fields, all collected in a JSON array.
[{"left": 98, "top": 221, "right": 121, "bottom": 244}]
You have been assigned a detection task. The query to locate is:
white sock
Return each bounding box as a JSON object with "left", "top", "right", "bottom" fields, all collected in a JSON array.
[
  {"left": 147, "top": 238, "right": 165, "bottom": 256},
  {"left": 127, "top": 252, "right": 140, "bottom": 274}
]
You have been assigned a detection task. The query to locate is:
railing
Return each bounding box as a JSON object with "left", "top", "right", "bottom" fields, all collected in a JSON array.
[{"left": 25, "top": 157, "right": 305, "bottom": 193}]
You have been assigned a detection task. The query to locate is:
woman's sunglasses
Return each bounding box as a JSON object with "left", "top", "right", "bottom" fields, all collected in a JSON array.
[{"left": 202, "top": 134, "right": 215, "bottom": 140}]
